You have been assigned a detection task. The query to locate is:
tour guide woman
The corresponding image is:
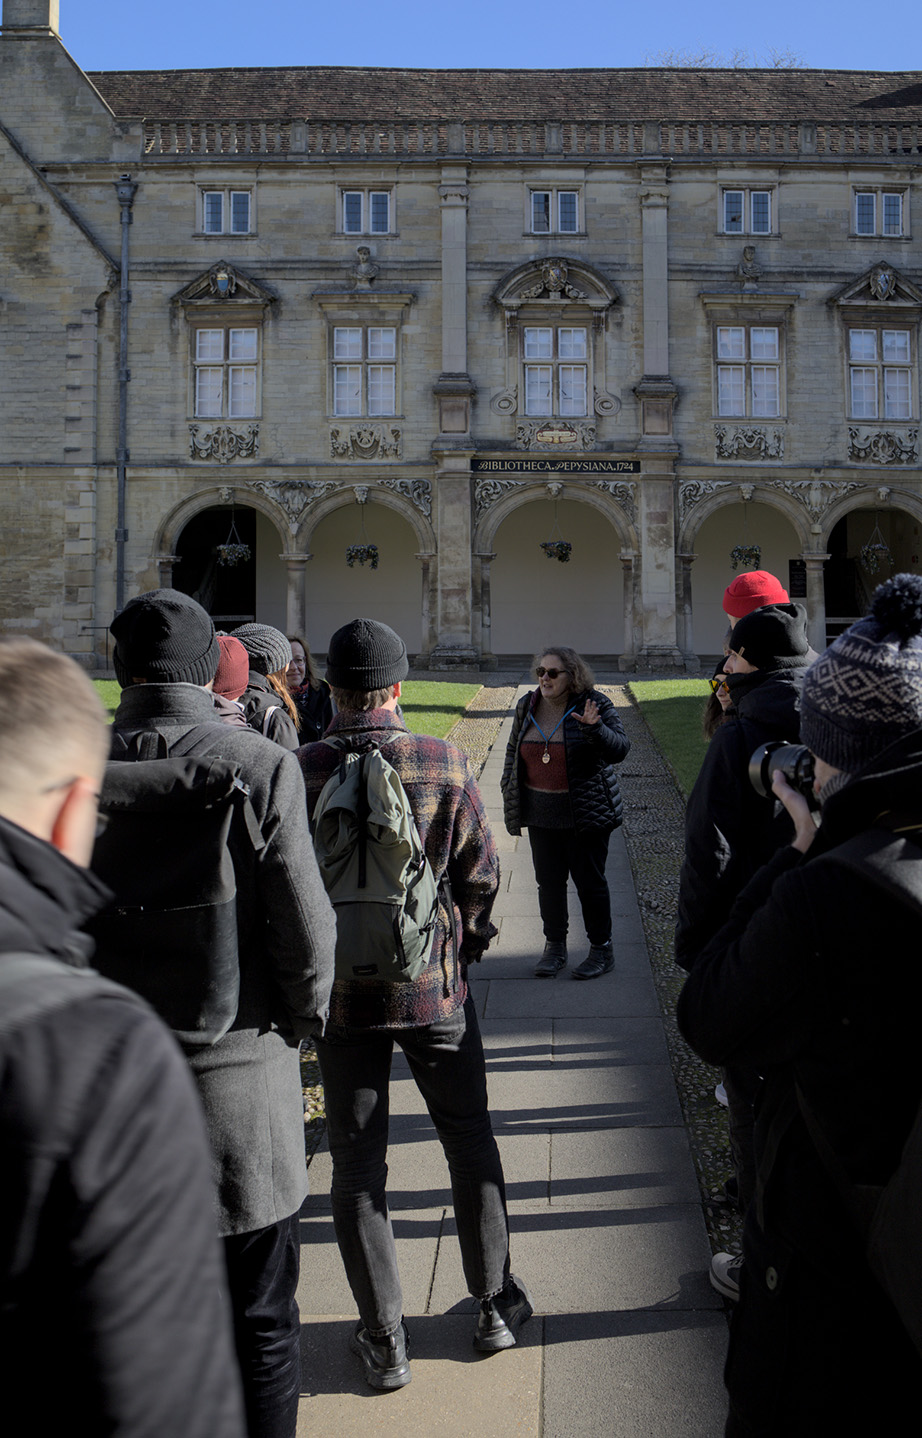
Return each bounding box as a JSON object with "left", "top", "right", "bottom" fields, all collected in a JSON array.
[{"left": 501, "top": 648, "right": 630, "bottom": 979}]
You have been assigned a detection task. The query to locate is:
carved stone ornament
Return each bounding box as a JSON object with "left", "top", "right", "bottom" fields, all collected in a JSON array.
[
  {"left": 207, "top": 264, "right": 237, "bottom": 298},
  {"left": 189, "top": 424, "right": 258, "bottom": 463},
  {"left": 246, "top": 479, "right": 337, "bottom": 529},
  {"left": 520, "top": 259, "right": 587, "bottom": 301},
  {"left": 330, "top": 425, "right": 401, "bottom": 460},
  {"left": 353, "top": 484, "right": 369, "bottom": 504},
  {"left": 678, "top": 479, "right": 733, "bottom": 521},
  {"left": 593, "top": 387, "right": 621, "bottom": 418},
  {"left": 764, "top": 478, "right": 864, "bottom": 523},
  {"left": 218, "top": 486, "right": 234, "bottom": 503},
  {"left": 378, "top": 477, "right": 432, "bottom": 517},
  {"left": 352, "top": 246, "right": 378, "bottom": 289},
  {"left": 490, "top": 386, "right": 518, "bottom": 416},
  {"left": 593, "top": 481, "right": 637, "bottom": 525},
  {"left": 516, "top": 420, "right": 596, "bottom": 451},
  {"left": 714, "top": 425, "right": 784, "bottom": 461},
  {"left": 474, "top": 476, "right": 529, "bottom": 518},
  {"left": 848, "top": 428, "right": 919, "bottom": 465},
  {"left": 737, "top": 246, "right": 762, "bottom": 285},
  {"left": 869, "top": 265, "right": 897, "bottom": 302}
]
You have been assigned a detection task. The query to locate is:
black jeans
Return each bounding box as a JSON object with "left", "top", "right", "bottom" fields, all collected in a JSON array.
[
  {"left": 223, "top": 1213, "right": 301, "bottom": 1438},
  {"left": 527, "top": 825, "right": 612, "bottom": 946},
  {"left": 315, "top": 993, "right": 511, "bottom": 1336}
]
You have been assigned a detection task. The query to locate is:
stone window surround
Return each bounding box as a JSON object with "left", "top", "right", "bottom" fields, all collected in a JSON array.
[
  {"left": 317, "top": 294, "right": 413, "bottom": 419},
  {"left": 189, "top": 314, "right": 262, "bottom": 420},
  {"left": 720, "top": 184, "right": 774, "bottom": 236},
  {"left": 527, "top": 186, "right": 583, "bottom": 236},
  {"left": 851, "top": 186, "right": 909, "bottom": 239},
  {"left": 700, "top": 294, "right": 796, "bottom": 421},
  {"left": 845, "top": 321, "right": 916, "bottom": 422},
  {"left": 195, "top": 182, "right": 255, "bottom": 236},
  {"left": 339, "top": 186, "right": 394, "bottom": 236}
]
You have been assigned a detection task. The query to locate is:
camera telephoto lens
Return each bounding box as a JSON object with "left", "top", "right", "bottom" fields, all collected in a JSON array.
[{"left": 748, "top": 741, "right": 819, "bottom": 811}]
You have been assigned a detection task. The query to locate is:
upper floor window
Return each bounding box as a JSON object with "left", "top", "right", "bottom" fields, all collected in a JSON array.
[
  {"left": 332, "top": 325, "right": 396, "bottom": 415},
  {"left": 201, "top": 189, "right": 252, "bottom": 234},
  {"left": 530, "top": 190, "right": 580, "bottom": 235},
  {"left": 848, "top": 327, "right": 913, "bottom": 419},
  {"left": 716, "top": 324, "right": 781, "bottom": 417},
  {"left": 342, "top": 190, "right": 391, "bottom": 235},
  {"left": 854, "top": 190, "right": 905, "bottom": 237},
  {"left": 193, "top": 326, "right": 260, "bottom": 418},
  {"left": 722, "top": 188, "right": 772, "bottom": 236},
  {"left": 523, "top": 326, "right": 588, "bottom": 416}
]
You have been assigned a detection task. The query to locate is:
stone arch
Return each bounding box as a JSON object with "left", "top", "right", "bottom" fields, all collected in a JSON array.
[
  {"left": 821, "top": 489, "right": 922, "bottom": 641},
  {"left": 473, "top": 479, "right": 637, "bottom": 555},
  {"left": 678, "top": 481, "right": 813, "bottom": 555},
  {"left": 155, "top": 484, "right": 290, "bottom": 560},
  {"left": 298, "top": 481, "right": 435, "bottom": 555},
  {"left": 818, "top": 486, "right": 922, "bottom": 549}
]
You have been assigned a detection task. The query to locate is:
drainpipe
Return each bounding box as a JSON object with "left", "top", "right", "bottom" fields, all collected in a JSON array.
[{"left": 113, "top": 173, "right": 137, "bottom": 614}]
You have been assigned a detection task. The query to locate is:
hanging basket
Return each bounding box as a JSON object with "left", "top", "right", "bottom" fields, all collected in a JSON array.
[
  {"left": 859, "top": 540, "right": 895, "bottom": 576},
  {"left": 215, "top": 542, "right": 251, "bottom": 568},
  {"left": 730, "top": 543, "right": 762, "bottom": 571},
  {"left": 540, "top": 539, "right": 572, "bottom": 563},
  {"left": 346, "top": 543, "right": 379, "bottom": 570}
]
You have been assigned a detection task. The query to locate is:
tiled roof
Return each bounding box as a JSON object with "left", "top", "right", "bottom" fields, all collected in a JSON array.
[{"left": 88, "top": 67, "right": 922, "bottom": 123}]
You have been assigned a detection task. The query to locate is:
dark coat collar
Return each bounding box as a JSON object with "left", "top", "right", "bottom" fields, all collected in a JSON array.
[
  {"left": 0, "top": 814, "right": 107, "bottom": 967},
  {"left": 112, "top": 681, "right": 218, "bottom": 729}
]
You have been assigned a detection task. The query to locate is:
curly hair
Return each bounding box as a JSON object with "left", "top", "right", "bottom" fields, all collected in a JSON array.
[{"left": 533, "top": 646, "right": 595, "bottom": 696}]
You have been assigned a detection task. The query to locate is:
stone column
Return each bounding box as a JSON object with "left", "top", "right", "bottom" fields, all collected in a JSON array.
[
  {"left": 283, "top": 554, "right": 309, "bottom": 637},
  {"left": 429, "top": 454, "right": 478, "bottom": 667},
  {"left": 415, "top": 551, "right": 436, "bottom": 664},
  {"left": 157, "top": 553, "right": 180, "bottom": 588},
  {"left": 636, "top": 460, "right": 684, "bottom": 669},
  {"left": 676, "top": 551, "right": 700, "bottom": 671},
  {"left": 639, "top": 164, "right": 670, "bottom": 381},
  {"left": 474, "top": 552, "right": 498, "bottom": 670},
  {"left": 618, "top": 551, "right": 636, "bottom": 670},
  {"left": 804, "top": 551, "right": 830, "bottom": 652},
  {"left": 434, "top": 167, "right": 475, "bottom": 437}
]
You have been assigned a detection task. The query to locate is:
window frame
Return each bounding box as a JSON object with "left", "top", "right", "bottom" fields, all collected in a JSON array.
[
  {"left": 720, "top": 186, "right": 774, "bottom": 236},
  {"left": 521, "top": 323, "right": 590, "bottom": 418},
  {"left": 330, "top": 322, "right": 399, "bottom": 418},
  {"left": 846, "top": 323, "right": 916, "bottom": 421},
  {"left": 528, "top": 187, "right": 582, "bottom": 236},
  {"left": 198, "top": 188, "right": 253, "bottom": 236},
  {"left": 853, "top": 188, "right": 906, "bottom": 238},
  {"left": 712, "top": 321, "right": 784, "bottom": 419},
  {"left": 340, "top": 188, "right": 393, "bottom": 236},
  {"left": 190, "top": 321, "right": 261, "bottom": 420}
]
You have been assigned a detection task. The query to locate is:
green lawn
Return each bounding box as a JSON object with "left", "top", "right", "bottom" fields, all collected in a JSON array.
[
  {"left": 94, "top": 678, "right": 479, "bottom": 740},
  {"left": 628, "top": 678, "right": 712, "bottom": 797}
]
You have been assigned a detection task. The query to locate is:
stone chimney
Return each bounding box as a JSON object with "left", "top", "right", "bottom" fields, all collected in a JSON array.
[{"left": 1, "top": 1, "right": 60, "bottom": 34}]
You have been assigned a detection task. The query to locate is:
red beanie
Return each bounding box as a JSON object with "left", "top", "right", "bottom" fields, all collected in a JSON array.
[
  {"left": 723, "top": 570, "right": 789, "bottom": 619},
  {"left": 213, "top": 634, "right": 250, "bottom": 700}
]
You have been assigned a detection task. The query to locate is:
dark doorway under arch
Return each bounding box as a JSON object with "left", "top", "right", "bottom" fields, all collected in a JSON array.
[{"left": 174, "top": 506, "right": 257, "bottom": 627}]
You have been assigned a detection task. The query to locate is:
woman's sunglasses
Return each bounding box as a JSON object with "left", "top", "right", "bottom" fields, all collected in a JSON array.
[
  {"left": 536, "top": 667, "right": 566, "bottom": 679},
  {"left": 708, "top": 676, "right": 729, "bottom": 693}
]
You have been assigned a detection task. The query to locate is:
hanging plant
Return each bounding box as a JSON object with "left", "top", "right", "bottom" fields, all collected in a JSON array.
[
  {"left": 540, "top": 540, "right": 572, "bottom": 563},
  {"left": 346, "top": 543, "right": 379, "bottom": 570},
  {"left": 859, "top": 540, "right": 895, "bottom": 575},
  {"left": 730, "top": 544, "right": 762, "bottom": 571},
  {"left": 215, "top": 542, "right": 251, "bottom": 567}
]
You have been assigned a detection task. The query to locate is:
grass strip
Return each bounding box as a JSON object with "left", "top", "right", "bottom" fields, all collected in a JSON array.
[{"left": 628, "top": 678, "right": 712, "bottom": 797}]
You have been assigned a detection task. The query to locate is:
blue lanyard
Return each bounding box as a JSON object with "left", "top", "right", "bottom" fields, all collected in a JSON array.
[{"left": 527, "top": 706, "right": 578, "bottom": 761}]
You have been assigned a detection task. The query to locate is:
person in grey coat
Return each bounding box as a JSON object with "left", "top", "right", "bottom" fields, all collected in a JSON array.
[{"left": 106, "top": 590, "right": 336, "bottom": 1438}]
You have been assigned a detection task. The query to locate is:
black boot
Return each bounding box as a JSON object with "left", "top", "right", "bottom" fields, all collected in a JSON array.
[
  {"left": 572, "top": 942, "right": 614, "bottom": 980},
  {"left": 534, "top": 939, "right": 567, "bottom": 977}
]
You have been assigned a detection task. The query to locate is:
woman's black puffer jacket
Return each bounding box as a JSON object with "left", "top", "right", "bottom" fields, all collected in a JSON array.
[{"left": 501, "top": 687, "right": 630, "bottom": 836}]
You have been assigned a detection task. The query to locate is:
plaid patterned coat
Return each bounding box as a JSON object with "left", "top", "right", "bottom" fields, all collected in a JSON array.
[{"left": 298, "top": 708, "right": 499, "bottom": 1029}]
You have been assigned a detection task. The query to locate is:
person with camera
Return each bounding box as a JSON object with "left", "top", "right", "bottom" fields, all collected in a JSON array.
[
  {"left": 677, "top": 574, "right": 922, "bottom": 1433},
  {"left": 675, "top": 601, "right": 810, "bottom": 1294}
]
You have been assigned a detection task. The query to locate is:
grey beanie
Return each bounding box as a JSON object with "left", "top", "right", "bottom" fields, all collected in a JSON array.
[
  {"left": 800, "top": 574, "right": 922, "bottom": 770},
  {"left": 233, "top": 623, "right": 292, "bottom": 677},
  {"left": 325, "top": 618, "right": 408, "bottom": 690},
  {"left": 110, "top": 589, "right": 220, "bottom": 688}
]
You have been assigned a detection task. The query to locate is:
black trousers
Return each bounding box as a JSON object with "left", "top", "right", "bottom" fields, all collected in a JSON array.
[
  {"left": 223, "top": 1213, "right": 301, "bottom": 1438},
  {"left": 527, "top": 826, "right": 612, "bottom": 946}
]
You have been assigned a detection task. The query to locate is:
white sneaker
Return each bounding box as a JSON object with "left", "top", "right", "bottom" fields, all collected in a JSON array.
[
  {"left": 709, "top": 1252, "right": 743, "bottom": 1301},
  {"left": 714, "top": 1082, "right": 728, "bottom": 1107}
]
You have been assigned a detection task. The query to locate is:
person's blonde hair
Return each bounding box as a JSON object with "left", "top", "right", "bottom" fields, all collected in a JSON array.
[
  {"left": 0, "top": 640, "right": 108, "bottom": 808},
  {"left": 267, "top": 670, "right": 300, "bottom": 731},
  {"left": 287, "top": 634, "right": 321, "bottom": 689},
  {"left": 533, "top": 646, "right": 595, "bottom": 696},
  {"left": 330, "top": 684, "right": 393, "bottom": 713}
]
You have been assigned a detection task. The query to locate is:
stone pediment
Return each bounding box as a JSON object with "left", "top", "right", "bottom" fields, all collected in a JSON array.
[
  {"left": 172, "top": 262, "right": 277, "bottom": 308},
  {"left": 829, "top": 264, "right": 922, "bottom": 310},
  {"left": 494, "top": 257, "right": 617, "bottom": 311}
]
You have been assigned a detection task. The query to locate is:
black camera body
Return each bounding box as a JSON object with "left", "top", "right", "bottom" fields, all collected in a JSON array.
[{"left": 749, "top": 741, "right": 818, "bottom": 810}]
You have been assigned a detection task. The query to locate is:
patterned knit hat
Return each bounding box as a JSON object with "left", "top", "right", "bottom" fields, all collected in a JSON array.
[
  {"left": 233, "top": 623, "right": 292, "bottom": 677},
  {"left": 110, "top": 589, "right": 220, "bottom": 688},
  {"left": 325, "top": 618, "right": 408, "bottom": 690},
  {"left": 800, "top": 574, "right": 922, "bottom": 770},
  {"left": 728, "top": 602, "right": 809, "bottom": 671},
  {"left": 723, "top": 570, "right": 790, "bottom": 619},
  {"left": 213, "top": 634, "right": 250, "bottom": 700}
]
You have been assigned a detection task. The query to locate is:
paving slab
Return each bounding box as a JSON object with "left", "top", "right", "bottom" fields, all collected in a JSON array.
[
  {"left": 297, "top": 1207, "right": 444, "bottom": 1318},
  {"left": 482, "top": 972, "right": 660, "bottom": 1020},
  {"left": 547, "top": 1127, "right": 701, "bottom": 1208}
]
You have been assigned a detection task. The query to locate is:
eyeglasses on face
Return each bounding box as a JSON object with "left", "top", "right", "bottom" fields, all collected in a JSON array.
[
  {"left": 709, "top": 676, "right": 729, "bottom": 693},
  {"left": 536, "top": 666, "right": 566, "bottom": 679}
]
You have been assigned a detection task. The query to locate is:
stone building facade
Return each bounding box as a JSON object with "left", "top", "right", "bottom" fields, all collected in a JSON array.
[{"left": 2, "top": 0, "right": 922, "bottom": 668}]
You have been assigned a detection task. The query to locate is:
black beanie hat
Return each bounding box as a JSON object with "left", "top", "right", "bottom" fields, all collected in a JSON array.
[
  {"left": 110, "top": 589, "right": 220, "bottom": 688},
  {"left": 800, "top": 574, "right": 922, "bottom": 771},
  {"left": 728, "top": 602, "right": 809, "bottom": 672},
  {"left": 325, "top": 618, "right": 409, "bottom": 690}
]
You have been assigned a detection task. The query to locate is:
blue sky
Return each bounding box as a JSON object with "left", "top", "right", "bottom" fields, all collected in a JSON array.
[{"left": 58, "top": 0, "right": 918, "bottom": 73}]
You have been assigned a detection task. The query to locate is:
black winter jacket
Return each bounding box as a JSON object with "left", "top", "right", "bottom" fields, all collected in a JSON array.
[
  {"left": 674, "top": 664, "right": 806, "bottom": 970},
  {"left": 242, "top": 671, "right": 300, "bottom": 750},
  {"left": 501, "top": 687, "right": 630, "bottom": 835}
]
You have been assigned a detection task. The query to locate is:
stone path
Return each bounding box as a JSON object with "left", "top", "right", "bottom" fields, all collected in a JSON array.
[{"left": 296, "top": 677, "right": 729, "bottom": 1435}]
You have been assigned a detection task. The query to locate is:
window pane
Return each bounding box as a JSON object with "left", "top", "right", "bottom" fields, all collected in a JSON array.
[
  {"left": 883, "top": 192, "right": 903, "bottom": 237},
  {"left": 369, "top": 192, "right": 390, "bottom": 233},
  {"left": 333, "top": 365, "right": 362, "bottom": 415},
  {"left": 229, "top": 328, "right": 258, "bottom": 362},
  {"left": 334, "top": 327, "right": 363, "bottom": 360},
  {"left": 883, "top": 330, "right": 910, "bottom": 363},
  {"left": 884, "top": 368, "right": 912, "bottom": 419},
  {"left": 524, "top": 327, "right": 553, "bottom": 360},
  {"left": 367, "top": 365, "right": 396, "bottom": 415},
  {"left": 230, "top": 192, "right": 250, "bottom": 233},
  {"left": 203, "top": 192, "right": 223, "bottom": 233},
  {"left": 367, "top": 327, "right": 396, "bottom": 360},
  {"left": 196, "top": 329, "right": 225, "bottom": 361},
  {"left": 750, "top": 191, "right": 771, "bottom": 233},
  {"left": 228, "top": 366, "right": 257, "bottom": 418},
  {"left": 195, "top": 368, "right": 223, "bottom": 417},
  {"left": 717, "top": 327, "right": 745, "bottom": 360},
  {"left": 855, "top": 193, "right": 876, "bottom": 234},
  {"left": 558, "top": 328, "right": 587, "bottom": 360},
  {"left": 558, "top": 191, "right": 578, "bottom": 232},
  {"left": 849, "top": 330, "right": 877, "bottom": 362},
  {"left": 531, "top": 192, "right": 551, "bottom": 233},
  {"left": 752, "top": 366, "right": 780, "bottom": 417},
  {"left": 559, "top": 366, "right": 587, "bottom": 416},
  {"left": 723, "top": 191, "right": 744, "bottom": 233},
  {"left": 343, "top": 192, "right": 363, "bottom": 232},
  {"left": 524, "top": 365, "right": 552, "bottom": 414},
  {"left": 748, "top": 327, "right": 778, "bottom": 361},
  {"left": 717, "top": 366, "right": 745, "bottom": 415},
  {"left": 850, "top": 367, "right": 878, "bottom": 418}
]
